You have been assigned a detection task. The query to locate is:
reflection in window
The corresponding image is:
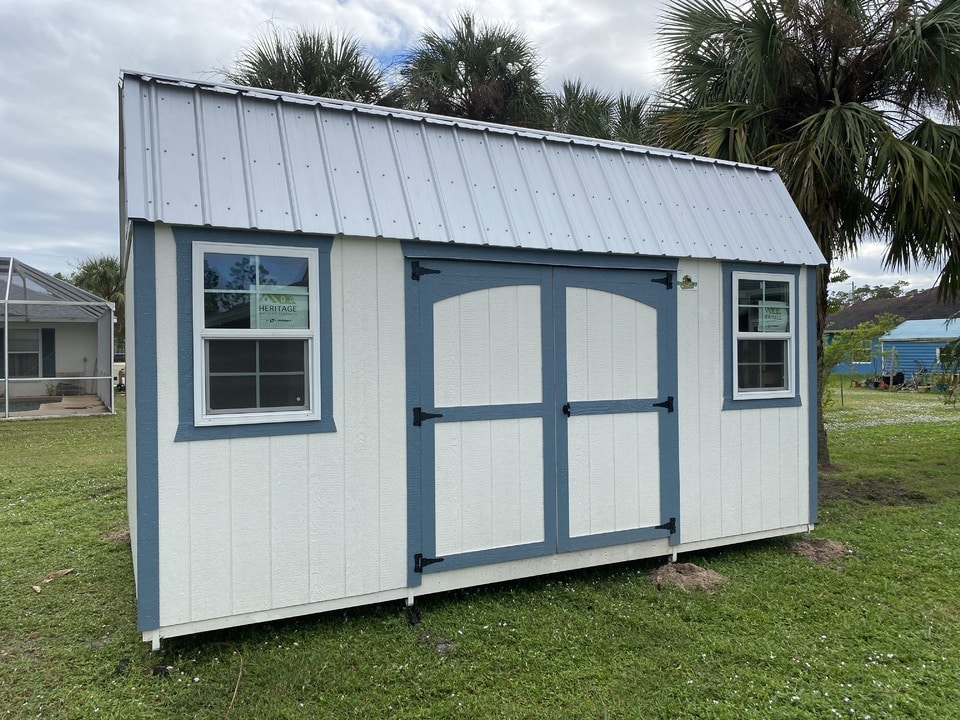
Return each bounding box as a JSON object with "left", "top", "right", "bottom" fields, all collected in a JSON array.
[{"left": 733, "top": 274, "right": 794, "bottom": 397}]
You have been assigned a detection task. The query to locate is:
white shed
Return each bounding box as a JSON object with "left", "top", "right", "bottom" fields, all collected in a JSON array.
[{"left": 119, "top": 71, "right": 825, "bottom": 649}]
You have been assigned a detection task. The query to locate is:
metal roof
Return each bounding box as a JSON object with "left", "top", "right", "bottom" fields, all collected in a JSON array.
[
  {"left": 1, "top": 257, "right": 112, "bottom": 322},
  {"left": 119, "top": 71, "right": 825, "bottom": 266},
  {"left": 880, "top": 319, "right": 960, "bottom": 342}
]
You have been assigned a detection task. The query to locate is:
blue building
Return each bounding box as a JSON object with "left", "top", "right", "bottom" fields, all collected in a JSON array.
[{"left": 880, "top": 319, "right": 960, "bottom": 377}]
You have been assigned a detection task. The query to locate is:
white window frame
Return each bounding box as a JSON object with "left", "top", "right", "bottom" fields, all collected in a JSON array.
[
  {"left": 732, "top": 271, "right": 795, "bottom": 401},
  {"left": 6, "top": 328, "right": 41, "bottom": 378},
  {"left": 192, "top": 241, "right": 321, "bottom": 426}
]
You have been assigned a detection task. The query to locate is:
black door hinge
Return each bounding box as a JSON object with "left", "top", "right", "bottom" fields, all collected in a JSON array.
[
  {"left": 653, "top": 396, "right": 675, "bottom": 413},
  {"left": 414, "top": 553, "right": 445, "bottom": 572},
  {"left": 411, "top": 261, "right": 441, "bottom": 281},
  {"left": 413, "top": 407, "right": 444, "bottom": 426},
  {"left": 562, "top": 402, "right": 572, "bottom": 417},
  {"left": 655, "top": 517, "right": 677, "bottom": 534},
  {"left": 651, "top": 272, "right": 673, "bottom": 290}
]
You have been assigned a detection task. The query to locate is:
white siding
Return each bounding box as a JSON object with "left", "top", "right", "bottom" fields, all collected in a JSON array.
[
  {"left": 153, "top": 227, "right": 408, "bottom": 627},
  {"left": 676, "top": 260, "right": 811, "bottom": 544},
  {"left": 433, "top": 285, "right": 542, "bottom": 407},
  {"left": 434, "top": 418, "right": 544, "bottom": 555}
]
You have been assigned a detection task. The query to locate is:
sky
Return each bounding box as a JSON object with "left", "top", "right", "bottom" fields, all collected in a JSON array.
[{"left": 0, "top": 0, "right": 941, "bottom": 293}]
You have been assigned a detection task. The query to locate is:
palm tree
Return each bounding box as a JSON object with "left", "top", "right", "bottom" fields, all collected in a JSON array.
[
  {"left": 547, "top": 81, "right": 657, "bottom": 144},
  {"left": 71, "top": 256, "right": 125, "bottom": 346},
  {"left": 223, "top": 26, "right": 388, "bottom": 104},
  {"left": 654, "top": 0, "right": 960, "bottom": 466},
  {"left": 398, "top": 11, "right": 550, "bottom": 128}
]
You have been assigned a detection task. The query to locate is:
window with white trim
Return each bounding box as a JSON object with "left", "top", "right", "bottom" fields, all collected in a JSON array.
[
  {"left": 193, "top": 242, "right": 320, "bottom": 426},
  {"left": 4, "top": 328, "right": 41, "bottom": 377},
  {"left": 733, "top": 272, "right": 795, "bottom": 399}
]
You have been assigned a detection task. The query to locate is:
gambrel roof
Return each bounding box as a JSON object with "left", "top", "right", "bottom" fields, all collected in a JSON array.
[{"left": 120, "top": 71, "right": 824, "bottom": 267}]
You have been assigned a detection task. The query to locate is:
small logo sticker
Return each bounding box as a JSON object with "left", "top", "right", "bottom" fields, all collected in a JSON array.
[{"left": 679, "top": 274, "right": 698, "bottom": 290}]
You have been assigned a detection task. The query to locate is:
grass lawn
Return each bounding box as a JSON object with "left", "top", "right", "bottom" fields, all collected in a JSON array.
[{"left": 1, "top": 389, "right": 959, "bottom": 718}]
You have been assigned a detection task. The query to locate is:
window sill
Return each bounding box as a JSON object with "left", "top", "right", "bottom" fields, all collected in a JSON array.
[{"left": 175, "top": 415, "right": 336, "bottom": 442}]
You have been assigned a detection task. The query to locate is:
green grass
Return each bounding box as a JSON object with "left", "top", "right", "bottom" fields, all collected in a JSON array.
[{"left": 2, "top": 390, "right": 959, "bottom": 718}]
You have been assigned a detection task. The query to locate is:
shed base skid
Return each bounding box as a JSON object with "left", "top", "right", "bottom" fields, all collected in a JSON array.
[{"left": 140, "top": 525, "right": 813, "bottom": 649}]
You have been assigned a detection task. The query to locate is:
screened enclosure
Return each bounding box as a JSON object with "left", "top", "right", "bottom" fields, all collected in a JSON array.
[{"left": 1, "top": 257, "right": 115, "bottom": 418}]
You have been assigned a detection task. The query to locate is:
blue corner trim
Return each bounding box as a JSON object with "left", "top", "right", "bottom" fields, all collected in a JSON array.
[
  {"left": 721, "top": 262, "right": 803, "bottom": 411},
  {"left": 132, "top": 222, "right": 160, "bottom": 631},
  {"left": 807, "top": 266, "right": 819, "bottom": 523},
  {"left": 172, "top": 227, "right": 336, "bottom": 441}
]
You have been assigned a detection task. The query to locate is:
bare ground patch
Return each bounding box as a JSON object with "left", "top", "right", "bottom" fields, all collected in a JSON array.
[
  {"left": 790, "top": 537, "right": 854, "bottom": 571},
  {"left": 100, "top": 528, "right": 130, "bottom": 543},
  {"left": 649, "top": 563, "right": 727, "bottom": 593},
  {"left": 818, "top": 476, "right": 929, "bottom": 506}
]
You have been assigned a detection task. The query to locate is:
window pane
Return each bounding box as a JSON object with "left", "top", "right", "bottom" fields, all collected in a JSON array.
[
  {"left": 9, "top": 354, "right": 40, "bottom": 377},
  {"left": 209, "top": 375, "right": 257, "bottom": 410},
  {"left": 257, "top": 256, "right": 309, "bottom": 288},
  {"left": 204, "top": 254, "right": 256, "bottom": 291},
  {"left": 738, "top": 339, "right": 787, "bottom": 390},
  {"left": 738, "top": 278, "right": 790, "bottom": 333},
  {"left": 8, "top": 329, "right": 39, "bottom": 352},
  {"left": 259, "top": 340, "right": 306, "bottom": 372},
  {"left": 208, "top": 340, "right": 256, "bottom": 373},
  {"left": 205, "top": 292, "right": 251, "bottom": 329},
  {"left": 260, "top": 374, "right": 307, "bottom": 408},
  {"left": 206, "top": 339, "right": 309, "bottom": 412}
]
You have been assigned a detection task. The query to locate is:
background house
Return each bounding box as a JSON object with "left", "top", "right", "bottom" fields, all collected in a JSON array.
[
  {"left": 880, "top": 319, "right": 960, "bottom": 376},
  {"left": 1, "top": 257, "right": 115, "bottom": 417}
]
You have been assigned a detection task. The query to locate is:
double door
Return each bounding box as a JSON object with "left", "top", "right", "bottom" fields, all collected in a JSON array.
[{"left": 407, "top": 259, "right": 679, "bottom": 581}]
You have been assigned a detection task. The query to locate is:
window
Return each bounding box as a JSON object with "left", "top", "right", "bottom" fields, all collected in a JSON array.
[
  {"left": 5, "top": 329, "right": 40, "bottom": 377},
  {"left": 733, "top": 272, "right": 795, "bottom": 399},
  {"left": 193, "top": 243, "right": 319, "bottom": 426}
]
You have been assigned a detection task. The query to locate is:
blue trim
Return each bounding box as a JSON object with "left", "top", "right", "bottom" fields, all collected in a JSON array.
[
  {"left": 722, "top": 262, "right": 803, "bottom": 411},
  {"left": 172, "top": 227, "right": 336, "bottom": 441},
  {"left": 408, "top": 260, "right": 556, "bottom": 578},
  {"left": 406, "top": 257, "right": 682, "bottom": 578},
  {"left": 132, "top": 222, "right": 160, "bottom": 631},
  {"left": 401, "top": 241, "right": 679, "bottom": 272},
  {"left": 554, "top": 266, "right": 680, "bottom": 550},
  {"left": 807, "top": 267, "right": 818, "bottom": 524}
]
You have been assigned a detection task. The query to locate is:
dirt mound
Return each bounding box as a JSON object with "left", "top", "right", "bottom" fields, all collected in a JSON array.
[
  {"left": 649, "top": 562, "right": 727, "bottom": 593},
  {"left": 100, "top": 528, "right": 130, "bottom": 543},
  {"left": 790, "top": 537, "right": 853, "bottom": 568}
]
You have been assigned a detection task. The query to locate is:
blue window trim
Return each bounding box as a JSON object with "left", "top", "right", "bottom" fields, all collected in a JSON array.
[
  {"left": 131, "top": 222, "right": 160, "bottom": 631},
  {"left": 173, "top": 227, "right": 336, "bottom": 441},
  {"left": 722, "top": 262, "right": 802, "bottom": 410}
]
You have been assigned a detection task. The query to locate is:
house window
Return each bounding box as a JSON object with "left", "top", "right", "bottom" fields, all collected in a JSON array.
[
  {"left": 733, "top": 272, "right": 795, "bottom": 399},
  {"left": 6, "top": 329, "right": 41, "bottom": 377},
  {"left": 193, "top": 243, "right": 319, "bottom": 425}
]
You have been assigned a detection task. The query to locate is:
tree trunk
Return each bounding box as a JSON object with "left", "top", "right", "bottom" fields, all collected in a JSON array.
[{"left": 816, "top": 262, "right": 832, "bottom": 468}]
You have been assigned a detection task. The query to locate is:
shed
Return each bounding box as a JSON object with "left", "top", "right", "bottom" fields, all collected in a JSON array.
[
  {"left": 119, "top": 71, "right": 825, "bottom": 649},
  {"left": 1, "top": 257, "right": 115, "bottom": 417},
  {"left": 880, "top": 319, "right": 960, "bottom": 375}
]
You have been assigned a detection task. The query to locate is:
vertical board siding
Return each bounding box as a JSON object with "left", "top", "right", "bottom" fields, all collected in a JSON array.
[
  {"left": 154, "top": 232, "right": 407, "bottom": 626},
  {"left": 676, "top": 260, "right": 811, "bottom": 545},
  {"left": 566, "top": 288, "right": 657, "bottom": 402},
  {"left": 676, "top": 259, "right": 703, "bottom": 541},
  {"left": 434, "top": 418, "right": 544, "bottom": 555},
  {"left": 433, "top": 286, "right": 542, "bottom": 407},
  {"left": 567, "top": 413, "right": 660, "bottom": 537}
]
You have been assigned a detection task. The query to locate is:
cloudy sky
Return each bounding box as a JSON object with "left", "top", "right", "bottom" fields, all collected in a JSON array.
[{"left": 0, "top": 0, "right": 939, "bottom": 292}]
